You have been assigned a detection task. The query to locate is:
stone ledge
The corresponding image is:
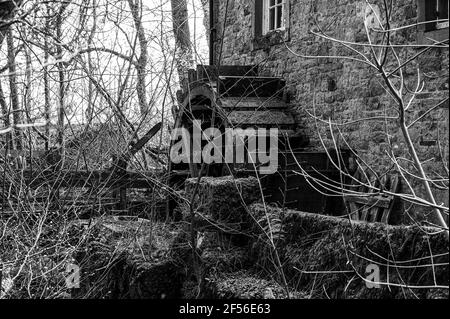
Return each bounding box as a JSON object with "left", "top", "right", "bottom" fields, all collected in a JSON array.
[
  {"left": 249, "top": 203, "right": 449, "bottom": 299},
  {"left": 72, "top": 217, "right": 185, "bottom": 299},
  {"left": 185, "top": 176, "right": 261, "bottom": 224}
]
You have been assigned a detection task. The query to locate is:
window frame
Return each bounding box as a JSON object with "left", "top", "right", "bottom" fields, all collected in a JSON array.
[
  {"left": 252, "top": 0, "right": 290, "bottom": 50},
  {"left": 263, "top": 0, "right": 286, "bottom": 35},
  {"left": 418, "top": 0, "right": 449, "bottom": 32},
  {"left": 417, "top": 0, "right": 448, "bottom": 44},
  {"left": 436, "top": 0, "right": 449, "bottom": 29}
]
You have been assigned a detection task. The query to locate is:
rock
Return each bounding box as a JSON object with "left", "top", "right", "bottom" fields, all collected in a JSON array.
[
  {"left": 72, "top": 216, "right": 185, "bottom": 299},
  {"left": 185, "top": 176, "right": 260, "bottom": 225},
  {"left": 248, "top": 203, "right": 449, "bottom": 299},
  {"left": 203, "top": 270, "right": 306, "bottom": 299}
]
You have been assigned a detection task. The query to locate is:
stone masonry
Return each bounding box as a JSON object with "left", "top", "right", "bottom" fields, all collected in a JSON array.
[{"left": 211, "top": 0, "right": 449, "bottom": 221}]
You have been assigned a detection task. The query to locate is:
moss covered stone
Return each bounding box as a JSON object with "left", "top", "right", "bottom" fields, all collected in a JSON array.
[
  {"left": 249, "top": 203, "right": 449, "bottom": 299},
  {"left": 185, "top": 176, "right": 261, "bottom": 225}
]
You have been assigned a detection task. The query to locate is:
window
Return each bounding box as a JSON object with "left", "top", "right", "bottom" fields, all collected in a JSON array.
[
  {"left": 252, "top": 0, "right": 290, "bottom": 48},
  {"left": 424, "top": 0, "right": 449, "bottom": 31},
  {"left": 263, "top": 0, "right": 286, "bottom": 34},
  {"left": 436, "top": 0, "right": 449, "bottom": 29},
  {"left": 417, "top": 0, "right": 448, "bottom": 44}
]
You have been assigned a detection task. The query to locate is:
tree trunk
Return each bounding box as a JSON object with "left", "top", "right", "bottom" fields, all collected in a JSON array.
[
  {"left": 86, "top": 0, "right": 97, "bottom": 123},
  {"left": 0, "top": 80, "right": 12, "bottom": 149},
  {"left": 127, "top": 0, "right": 149, "bottom": 116},
  {"left": 200, "top": 0, "right": 210, "bottom": 43},
  {"left": 170, "top": 0, "right": 194, "bottom": 90},
  {"left": 6, "top": 28, "right": 22, "bottom": 150},
  {"left": 0, "top": 0, "right": 24, "bottom": 47},
  {"left": 24, "top": 46, "right": 31, "bottom": 121},
  {"left": 43, "top": 5, "right": 50, "bottom": 151},
  {"left": 56, "top": 3, "right": 68, "bottom": 156}
]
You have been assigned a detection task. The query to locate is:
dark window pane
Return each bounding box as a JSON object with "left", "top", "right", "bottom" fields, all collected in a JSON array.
[
  {"left": 438, "top": 0, "right": 449, "bottom": 19},
  {"left": 269, "top": 8, "right": 275, "bottom": 30},
  {"left": 255, "top": 0, "right": 263, "bottom": 36},
  {"left": 276, "top": 6, "right": 283, "bottom": 28},
  {"left": 425, "top": 0, "right": 438, "bottom": 20},
  {"left": 425, "top": 0, "right": 438, "bottom": 31},
  {"left": 270, "top": 0, "right": 275, "bottom": 7}
]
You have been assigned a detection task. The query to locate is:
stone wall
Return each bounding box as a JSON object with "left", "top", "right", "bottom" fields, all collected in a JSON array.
[
  {"left": 72, "top": 217, "right": 186, "bottom": 299},
  {"left": 212, "top": 0, "right": 449, "bottom": 221},
  {"left": 250, "top": 203, "right": 449, "bottom": 299},
  {"left": 183, "top": 176, "right": 449, "bottom": 299}
]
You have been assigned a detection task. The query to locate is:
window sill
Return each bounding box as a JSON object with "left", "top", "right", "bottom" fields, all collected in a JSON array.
[
  {"left": 252, "top": 29, "right": 290, "bottom": 51},
  {"left": 417, "top": 27, "right": 449, "bottom": 45}
]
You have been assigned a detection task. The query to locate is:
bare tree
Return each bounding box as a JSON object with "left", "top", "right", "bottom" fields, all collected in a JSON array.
[
  {"left": 6, "top": 27, "right": 22, "bottom": 150},
  {"left": 127, "top": 0, "right": 149, "bottom": 116},
  {"left": 55, "top": 2, "right": 69, "bottom": 156},
  {"left": 170, "top": 0, "right": 194, "bottom": 90},
  {"left": 0, "top": 0, "right": 23, "bottom": 47},
  {"left": 43, "top": 3, "right": 51, "bottom": 151},
  {"left": 85, "top": 0, "right": 97, "bottom": 123},
  {"left": 0, "top": 79, "right": 12, "bottom": 149}
]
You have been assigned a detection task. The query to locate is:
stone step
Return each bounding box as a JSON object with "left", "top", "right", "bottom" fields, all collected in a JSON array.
[
  {"left": 226, "top": 110, "right": 295, "bottom": 127},
  {"left": 218, "top": 76, "right": 286, "bottom": 98},
  {"left": 196, "top": 65, "right": 259, "bottom": 82},
  {"left": 220, "top": 97, "right": 288, "bottom": 110}
]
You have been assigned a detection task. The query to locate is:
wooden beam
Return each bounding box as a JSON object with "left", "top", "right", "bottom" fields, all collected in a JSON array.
[
  {"left": 345, "top": 195, "right": 391, "bottom": 209},
  {"left": 197, "top": 65, "right": 258, "bottom": 82},
  {"left": 123, "top": 122, "right": 162, "bottom": 162}
]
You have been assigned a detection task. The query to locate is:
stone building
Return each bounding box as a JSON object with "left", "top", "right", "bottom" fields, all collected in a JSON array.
[{"left": 204, "top": 0, "right": 449, "bottom": 221}]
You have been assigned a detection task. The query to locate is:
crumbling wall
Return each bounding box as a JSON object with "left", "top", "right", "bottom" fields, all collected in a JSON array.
[
  {"left": 184, "top": 176, "right": 449, "bottom": 299},
  {"left": 72, "top": 217, "right": 185, "bottom": 299},
  {"left": 73, "top": 176, "right": 448, "bottom": 299},
  {"left": 250, "top": 203, "right": 449, "bottom": 299},
  {"left": 184, "top": 176, "right": 261, "bottom": 227}
]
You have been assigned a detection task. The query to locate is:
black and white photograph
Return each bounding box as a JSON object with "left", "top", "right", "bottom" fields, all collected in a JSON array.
[{"left": 0, "top": 0, "right": 448, "bottom": 310}]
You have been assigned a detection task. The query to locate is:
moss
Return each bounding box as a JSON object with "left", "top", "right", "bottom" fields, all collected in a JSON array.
[
  {"left": 202, "top": 246, "right": 252, "bottom": 274},
  {"left": 185, "top": 176, "right": 260, "bottom": 226},
  {"left": 203, "top": 270, "right": 306, "bottom": 299},
  {"left": 249, "top": 203, "right": 449, "bottom": 299},
  {"left": 73, "top": 217, "right": 185, "bottom": 299}
]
